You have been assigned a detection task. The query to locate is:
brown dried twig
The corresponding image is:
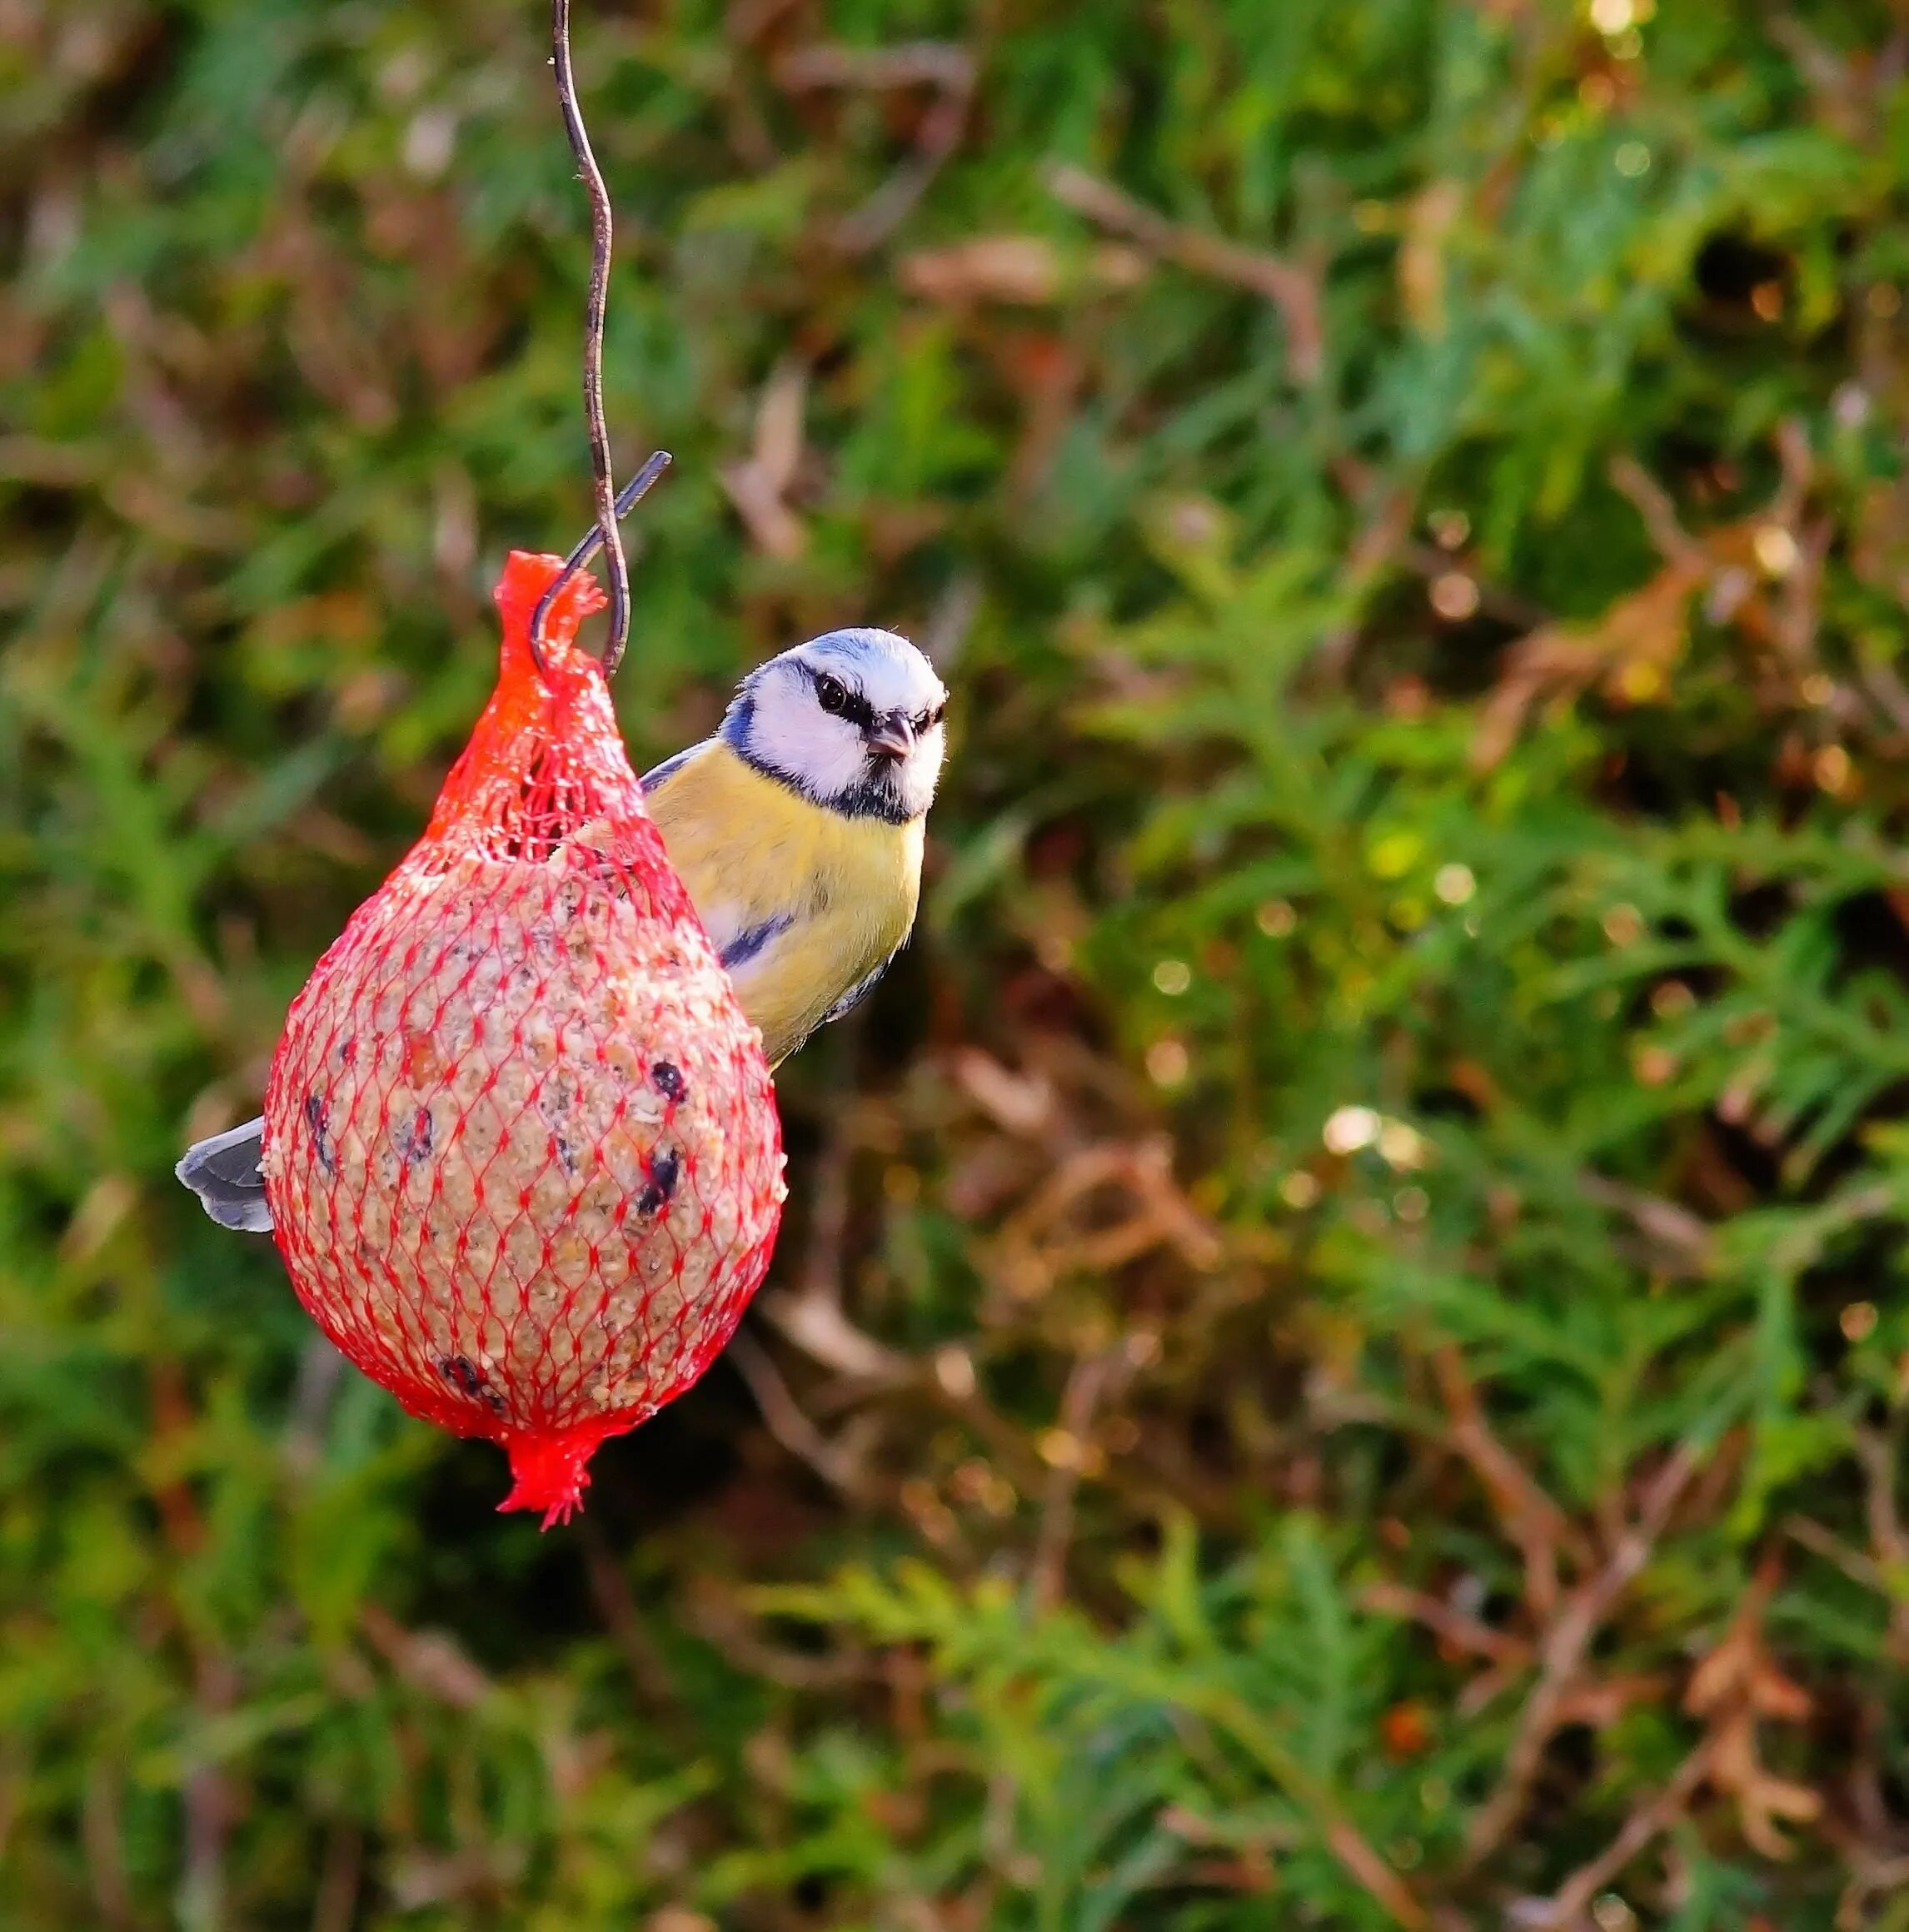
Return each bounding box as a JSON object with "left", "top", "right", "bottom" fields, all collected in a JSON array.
[
  {"left": 720, "top": 360, "right": 810, "bottom": 559},
  {"left": 773, "top": 41, "right": 976, "bottom": 255},
  {"left": 1433, "top": 1347, "right": 1590, "bottom": 1615},
  {"left": 1361, "top": 1581, "right": 1534, "bottom": 1670},
  {"left": 1463, "top": 1444, "right": 1702, "bottom": 1865},
  {"left": 1044, "top": 163, "right": 1323, "bottom": 383},
  {"left": 1026, "top": 1347, "right": 1124, "bottom": 1612},
  {"left": 728, "top": 1328, "right": 870, "bottom": 1495},
  {"left": 360, "top": 1603, "right": 492, "bottom": 1710},
  {"left": 757, "top": 1100, "right": 910, "bottom": 1383},
  {"left": 578, "top": 1516, "right": 685, "bottom": 1716},
  {"left": 1515, "top": 1731, "right": 1720, "bottom": 1930}
]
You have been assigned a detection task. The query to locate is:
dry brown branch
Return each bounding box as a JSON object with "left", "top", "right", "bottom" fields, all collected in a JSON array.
[
  {"left": 1852, "top": 1426, "right": 1909, "bottom": 1566},
  {"left": 1857, "top": 658, "right": 1909, "bottom": 735},
  {"left": 1682, "top": 1568, "right": 1821, "bottom": 1858},
  {"left": 1316, "top": 486, "right": 1418, "bottom": 679},
  {"left": 773, "top": 41, "right": 974, "bottom": 92},
  {"left": 578, "top": 1517, "right": 683, "bottom": 1714},
  {"left": 1609, "top": 453, "right": 1705, "bottom": 569},
  {"left": 1577, "top": 1173, "right": 1717, "bottom": 1278},
  {"left": 1517, "top": 1731, "right": 1719, "bottom": 1929},
  {"left": 834, "top": 78, "right": 970, "bottom": 254},
  {"left": 1001, "top": 1136, "right": 1224, "bottom": 1287},
  {"left": 1852, "top": 1426, "right": 1909, "bottom": 1657},
  {"left": 720, "top": 360, "right": 809, "bottom": 558},
  {"left": 1433, "top": 1347, "right": 1588, "bottom": 1611},
  {"left": 1463, "top": 1445, "right": 1701, "bottom": 1865},
  {"left": 1027, "top": 1349, "right": 1122, "bottom": 1611},
  {"left": 1837, "top": 1849, "right": 1909, "bottom": 1931},
  {"left": 1782, "top": 1512, "right": 1884, "bottom": 1591},
  {"left": 0, "top": 1738, "right": 20, "bottom": 1873},
  {"left": 772, "top": 42, "right": 977, "bottom": 255},
  {"left": 282, "top": 1334, "right": 346, "bottom": 1477},
  {"left": 1398, "top": 540, "right": 1550, "bottom": 630},
  {"left": 182, "top": 1655, "right": 238, "bottom": 1932},
  {"left": 312, "top": 1824, "right": 364, "bottom": 1932},
  {"left": 1362, "top": 1581, "right": 1534, "bottom": 1667},
  {"left": 687, "top": 1578, "right": 872, "bottom": 1689},
  {"left": 1325, "top": 1818, "right": 1433, "bottom": 1930},
  {"left": 952, "top": 1048, "right": 1058, "bottom": 1138},
  {"left": 757, "top": 1110, "right": 910, "bottom": 1383},
  {"left": 900, "top": 235, "right": 1064, "bottom": 305},
  {"left": 922, "top": 570, "right": 982, "bottom": 670},
  {"left": 360, "top": 1603, "right": 492, "bottom": 1710},
  {"left": 1044, "top": 162, "right": 1323, "bottom": 383},
  {"left": 728, "top": 1328, "right": 870, "bottom": 1494},
  {"left": 1470, "top": 555, "right": 1707, "bottom": 770},
  {"left": 82, "top": 1761, "right": 143, "bottom": 1932}
]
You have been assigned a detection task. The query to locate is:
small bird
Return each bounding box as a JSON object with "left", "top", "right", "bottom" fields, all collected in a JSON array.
[{"left": 177, "top": 626, "right": 948, "bottom": 1232}]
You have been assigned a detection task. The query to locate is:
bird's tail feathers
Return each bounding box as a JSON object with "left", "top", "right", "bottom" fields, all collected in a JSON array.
[{"left": 177, "top": 1115, "right": 274, "bottom": 1232}]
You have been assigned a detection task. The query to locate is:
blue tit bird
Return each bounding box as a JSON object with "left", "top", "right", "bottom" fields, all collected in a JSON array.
[
  {"left": 640, "top": 625, "right": 947, "bottom": 1067},
  {"left": 177, "top": 625, "right": 947, "bottom": 1232}
]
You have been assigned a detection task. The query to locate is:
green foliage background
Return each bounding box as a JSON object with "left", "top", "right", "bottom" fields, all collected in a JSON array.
[{"left": 7, "top": 1, "right": 1909, "bottom": 1926}]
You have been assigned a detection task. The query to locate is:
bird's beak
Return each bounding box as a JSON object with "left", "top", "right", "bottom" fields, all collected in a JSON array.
[{"left": 864, "top": 710, "right": 915, "bottom": 760}]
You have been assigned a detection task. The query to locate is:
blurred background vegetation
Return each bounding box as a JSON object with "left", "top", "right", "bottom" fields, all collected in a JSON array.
[{"left": 7, "top": 0, "right": 1909, "bottom": 1926}]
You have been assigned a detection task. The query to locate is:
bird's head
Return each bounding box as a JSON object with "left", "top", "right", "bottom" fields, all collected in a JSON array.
[{"left": 723, "top": 628, "right": 948, "bottom": 824}]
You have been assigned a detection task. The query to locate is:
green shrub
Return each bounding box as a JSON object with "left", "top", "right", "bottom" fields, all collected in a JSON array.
[{"left": 4, "top": 2, "right": 1908, "bottom": 1926}]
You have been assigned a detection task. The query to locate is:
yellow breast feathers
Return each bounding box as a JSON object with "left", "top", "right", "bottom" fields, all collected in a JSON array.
[{"left": 643, "top": 742, "right": 923, "bottom": 1066}]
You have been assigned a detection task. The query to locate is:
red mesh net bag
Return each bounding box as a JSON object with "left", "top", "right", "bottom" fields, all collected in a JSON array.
[{"left": 261, "top": 551, "right": 785, "bottom": 1526}]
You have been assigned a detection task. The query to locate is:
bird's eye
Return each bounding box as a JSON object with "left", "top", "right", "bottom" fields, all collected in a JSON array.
[{"left": 815, "top": 675, "right": 849, "bottom": 715}]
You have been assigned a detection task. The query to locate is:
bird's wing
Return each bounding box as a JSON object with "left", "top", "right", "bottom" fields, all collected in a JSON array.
[
  {"left": 640, "top": 744, "right": 696, "bottom": 796},
  {"left": 177, "top": 1115, "right": 274, "bottom": 1232},
  {"left": 760, "top": 948, "right": 903, "bottom": 1068},
  {"left": 645, "top": 739, "right": 922, "bottom": 1063},
  {"left": 820, "top": 948, "right": 900, "bottom": 1026}
]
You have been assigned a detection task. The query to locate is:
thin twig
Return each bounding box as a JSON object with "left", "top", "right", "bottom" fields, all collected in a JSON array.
[
  {"left": 577, "top": 1516, "right": 684, "bottom": 1716},
  {"left": 770, "top": 42, "right": 976, "bottom": 255},
  {"left": 1433, "top": 1347, "right": 1588, "bottom": 1614},
  {"left": 839, "top": 67, "right": 972, "bottom": 254},
  {"left": 531, "top": 0, "right": 631, "bottom": 675},
  {"left": 728, "top": 1328, "right": 867, "bottom": 1493},
  {"left": 774, "top": 41, "right": 974, "bottom": 91},
  {"left": 757, "top": 1108, "right": 910, "bottom": 1382},
  {"left": 1782, "top": 1512, "right": 1885, "bottom": 1592},
  {"left": 311, "top": 1825, "right": 363, "bottom": 1932},
  {"left": 182, "top": 1656, "right": 237, "bottom": 1932},
  {"left": 1518, "top": 1732, "right": 1720, "bottom": 1930},
  {"left": 1608, "top": 453, "right": 1703, "bottom": 568},
  {"left": 1577, "top": 1173, "right": 1716, "bottom": 1279},
  {"left": 1026, "top": 1348, "right": 1119, "bottom": 1611},
  {"left": 1362, "top": 1581, "right": 1534, "bottom": 1668},
  {"left": 1463, "top": 1445, "right": 1701, "bottom": 1865},
  {"left": 1044, "top": 162, "right": 1323, "bottom": 383},
  {"left": 1858, "top": 658, "right": 1909, "bottom": 735},
  {"left": 82, "top": 1762, "right": 142, "bottom": 1932}
]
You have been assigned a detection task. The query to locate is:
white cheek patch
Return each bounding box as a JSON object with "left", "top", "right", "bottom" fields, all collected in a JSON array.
[{"left": 746, "top": 669, "right": 870, "bottom": 800}]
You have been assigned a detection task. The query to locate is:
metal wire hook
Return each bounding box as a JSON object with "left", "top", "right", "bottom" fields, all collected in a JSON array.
[
  {"left": 530, "top": 0, "right": 632, "bottom": 680},
  {"left": 526, "top": 449, "right": 673, "bottom": 673}
]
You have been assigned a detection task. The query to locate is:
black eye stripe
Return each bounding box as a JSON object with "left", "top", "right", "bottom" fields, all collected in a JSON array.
[
  {"left": 809, "top": 665, "right": 946, "bottom": 733},
  {"left": 810, "top": 670, "right": 878, "bottom": 726}
]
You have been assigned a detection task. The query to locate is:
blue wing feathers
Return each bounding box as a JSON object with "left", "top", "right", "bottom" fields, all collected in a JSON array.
[
  {"left": 720, "top": 914, "right": 795, "bottom": 972},
  {"left": 820, "top": 949, "right": 898, "bottom": 1026},
  {"left": 640, "top": 745, "right": 695, "bottom": 795}
]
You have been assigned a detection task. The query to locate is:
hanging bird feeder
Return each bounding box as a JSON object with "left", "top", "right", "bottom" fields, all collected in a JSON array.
[{"left": 250, "top": 3, "right": 785, "bottom": 1524}]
